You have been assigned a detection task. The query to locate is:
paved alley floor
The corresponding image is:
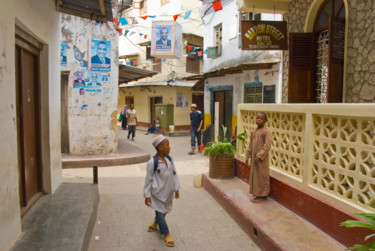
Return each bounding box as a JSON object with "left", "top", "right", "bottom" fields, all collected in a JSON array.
[{"left": 63, "top": 128, "right": 260, "bottom": 251}]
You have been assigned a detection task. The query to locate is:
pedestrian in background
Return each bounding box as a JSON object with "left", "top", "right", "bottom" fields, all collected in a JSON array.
[
  {"left": 126, "top": 103, "right": 137, "bottom": 140},
  {"left": 188, "top": 103, "right": 203, "bottom": 155},
  {"left": 120, "top": 104, "right": 128, "bottom": 130},
  {"left": 144, "top": 135, "right": 180, "bottom": 247},
  {"left": 245, "top": 112, "right": 272, "bottom": 203}
]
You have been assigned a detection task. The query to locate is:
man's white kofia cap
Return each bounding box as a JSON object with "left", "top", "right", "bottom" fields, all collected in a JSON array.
[{"left": 152, "top": 135, "right": 166, "bottom": 148}]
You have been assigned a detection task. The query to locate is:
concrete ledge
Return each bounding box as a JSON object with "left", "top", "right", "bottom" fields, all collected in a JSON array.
[
  {"left": 235, "top": 157, "right": 372, "bottom": 247},
  {"left": 202, "top": 173, "right": 346, "bottom": 251},
  {"left": 11, "top": 183, "right": 99, "bottom": 251},
  {"left": 62, "top": 153, "right": 150, "bottom": 169},
  {"left": 163, "top": 131, "right": 190, "bottom": 137}
]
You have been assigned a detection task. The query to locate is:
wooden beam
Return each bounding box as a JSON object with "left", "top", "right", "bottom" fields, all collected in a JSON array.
[{"left": 99, "top": 0, "right": 106, "bottom": 16}]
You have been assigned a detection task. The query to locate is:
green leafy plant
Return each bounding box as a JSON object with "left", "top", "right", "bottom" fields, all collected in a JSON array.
[
  {"left": 340, "top": 204, "right": 375, "bottom": 250},
  {"left": 204, "top": 125, "right": 245, "bottom": 157}
]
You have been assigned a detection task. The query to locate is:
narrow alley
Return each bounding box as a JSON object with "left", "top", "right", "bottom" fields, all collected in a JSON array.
[{"left": 63, "top": 127, "right": 261, "bottom": 251}]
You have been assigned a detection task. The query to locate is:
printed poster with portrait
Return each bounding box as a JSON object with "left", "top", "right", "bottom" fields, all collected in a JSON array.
[
  {"left": 151, "top": 21, "right": 182, "bottom": 59},
  {"left": 61, "top": 43, "right": 67, "bottom": 66},
  {"left": 73, "top": 71, "right": 88, "bottom": 88},
  {"left": 89, "top": 40, "right": 111, "bottom": 71}
]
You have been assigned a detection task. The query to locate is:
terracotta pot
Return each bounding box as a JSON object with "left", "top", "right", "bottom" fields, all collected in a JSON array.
[{"left": 209, "top": 155, "right": 235, "bottom": 179}]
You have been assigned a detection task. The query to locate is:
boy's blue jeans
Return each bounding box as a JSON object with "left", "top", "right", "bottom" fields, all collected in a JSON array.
[
  {"left": 190, "top": 129, "right": 201, "bottom": 149},
  {"left": 155, "top": 211, "right": 169, "bottom": 235}
]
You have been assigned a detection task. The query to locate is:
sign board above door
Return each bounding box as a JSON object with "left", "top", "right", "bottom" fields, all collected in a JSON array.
[{"left": 241, "top": 21, "right": 287, "bottom": 50}]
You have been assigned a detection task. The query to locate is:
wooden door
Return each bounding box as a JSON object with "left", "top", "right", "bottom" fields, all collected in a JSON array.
[
  {"left": 16, "top": 32, "right": 42, "bottom": 212},
  {"left": 150, "top": 96, "right": 162, "bottom": 123},
  {"left": 192, "top": 93, "right": 203, "bottom": 112},
  {"left": 61, "top": 73, "right": 70, "bottom": 154},
  {"left": 213, "top": 90, "right": 232, "bottom": 139}
]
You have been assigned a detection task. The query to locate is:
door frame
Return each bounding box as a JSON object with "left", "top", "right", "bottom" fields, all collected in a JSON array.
[{"left": 15, "top": 26, "right": 44, "bottom": 216}]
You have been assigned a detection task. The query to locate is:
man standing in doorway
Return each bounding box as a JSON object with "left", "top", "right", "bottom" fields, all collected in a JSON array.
[{"left": 188, "top": 104, "right": 203, "bottom": 155}]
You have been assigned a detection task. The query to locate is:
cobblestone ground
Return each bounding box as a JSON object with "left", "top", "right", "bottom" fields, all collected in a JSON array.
[{"left": 63, "top": 128, "right": 260, "bottom": 251}]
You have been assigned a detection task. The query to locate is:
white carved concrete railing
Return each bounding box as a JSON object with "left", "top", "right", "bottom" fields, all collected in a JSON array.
[{"left": 237, "top": 104, "right": 375, "bottom": 211}]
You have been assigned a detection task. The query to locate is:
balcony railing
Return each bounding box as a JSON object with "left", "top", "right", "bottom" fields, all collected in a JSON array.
[{"left": 237, "top": 104, "right": 375, "bottom": 211}]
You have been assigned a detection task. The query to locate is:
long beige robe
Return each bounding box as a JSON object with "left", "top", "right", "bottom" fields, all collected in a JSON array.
[{"left": 246, "top": 126, "right": 272, "bottom": 197}]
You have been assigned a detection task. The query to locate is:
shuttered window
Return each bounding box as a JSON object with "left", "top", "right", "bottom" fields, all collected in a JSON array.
[
  {"left": 288, "top": 0, "right": 345, "bottom": 103},
  {"left": 244, "top": 82, "right": 263, "bottom": 103}
]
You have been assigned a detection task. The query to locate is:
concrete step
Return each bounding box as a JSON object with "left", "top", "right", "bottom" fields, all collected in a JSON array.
[
  {"left": 202, "top": 174, "right": 346, "bottom": 251},
  {"left": 11, "top": 183, "right": 99, "bottom": 251}
]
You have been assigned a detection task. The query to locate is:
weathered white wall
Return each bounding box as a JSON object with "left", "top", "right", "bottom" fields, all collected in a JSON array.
[
  {"left": 204, "top": 64, "right": 281, "bottom": 116},
  {"left": 118, "top": 85, "right": 192, "bottom": 126},
  {"left": 0, "top": 0, "right": 61, "bottom": 249},
  {"left": 61, "top": 15, "right": 119, "bottom": 155},
  {"left": 201, "top": 0, "right": 282, "bottom": 73}
]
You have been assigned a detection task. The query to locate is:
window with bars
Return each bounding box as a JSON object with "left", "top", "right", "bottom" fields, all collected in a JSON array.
[
  {"left": 244, "top": 82, "right": 263, "bottom": 103},
  {"left": 146, "top": 47, "right": 161, "bottom": 73},
  {"left": 186, "top": 45, "right": 201, "bottom": 74},
  {"left": 215, "top": 24, "right": 222, "bottom": 47}
]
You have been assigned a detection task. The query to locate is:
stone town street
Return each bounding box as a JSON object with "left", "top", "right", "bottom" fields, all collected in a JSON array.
[{"left": 62, "top": 128, "right": 261, "bottom": 251}]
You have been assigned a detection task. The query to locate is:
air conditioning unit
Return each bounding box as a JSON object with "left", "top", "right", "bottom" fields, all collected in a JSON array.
[{"left": 207, "top": 45, "right": 222, "bottom": 58}]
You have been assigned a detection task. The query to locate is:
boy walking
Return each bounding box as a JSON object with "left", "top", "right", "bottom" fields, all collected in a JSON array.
[
  {"left": 144, "top": 135, "right": 180, "bottom": 247},
  {"left": 188, "top": 103, "right": 203, "bottom": 155},
  {"left": 245, "top": 112, "right": 272, "bottom": 203}
]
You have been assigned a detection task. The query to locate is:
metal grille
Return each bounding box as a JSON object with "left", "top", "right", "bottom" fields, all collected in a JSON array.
[{"left": 316, "top": 30, "right": 329, "bottom": 103}]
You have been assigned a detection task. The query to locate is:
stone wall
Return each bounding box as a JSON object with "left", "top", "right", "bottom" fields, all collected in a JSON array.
[{"left": 282, "top": 0, "right": 375, "bottom": 103}]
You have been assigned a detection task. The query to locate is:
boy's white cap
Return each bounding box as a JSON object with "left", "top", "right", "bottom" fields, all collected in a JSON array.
[
  {"left": 152, "top": 135, "right": 166, "bottom": 148},
  {"left": 191, "top": 103, "right": 197, "bottom": 108}
]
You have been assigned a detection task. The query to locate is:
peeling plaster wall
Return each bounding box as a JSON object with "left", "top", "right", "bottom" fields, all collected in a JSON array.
[
  {"left": 0, "top": 0, "right": 61, "bottom": 250},
  {"left": 61, "top": 14, "right": 119, "bottom": 155}
]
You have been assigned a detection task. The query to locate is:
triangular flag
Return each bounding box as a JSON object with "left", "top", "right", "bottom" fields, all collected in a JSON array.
[
  {"left": 184, "top": 10, "right": 192, "bottom": 19},
  {"left": 212, "top": 0, "right": 223, "bottom": 12},
  {"left": 143, "top": 66, "right": 146, "bottom": 69},
  {"left": 144, "top": 35, "right": 147, "bottom": 39},
  {"left": 191, "top": 52, "right": 197, "bottom": 55},
  {"left": 193, "top": 47, "right": 197, "bottom": 51},
  {"left": 139, "top": 33, "right": 143, "bottom": 36},
  {"left": 187, "top": 45, "right": 193, "bottom": 50},
  {"left": 113, "top": 18, "right": 117, "bottom": 24},
  {"left": 119, "top": 17, "right": 129, "bottom": 25},
  {"left": 198, "top": 51, "right": 203, "bottom": 56},
  {"left": 154, "top": 58, "right": 158, "bottom": 61},
  {"left": 125, "top": 30, "right": 129, "bottom": 35},
  {"left": 119, "top": 28, "right": 123, "bottom": 32},
  {"left": 173, "top": 14, "right": 180, "bottom": 21},
  {"left": 148, "top": 15, "right": 156, "bottom": 18},
  {"left": 141, "top": 16, "right": 148, "bottom": 20}
]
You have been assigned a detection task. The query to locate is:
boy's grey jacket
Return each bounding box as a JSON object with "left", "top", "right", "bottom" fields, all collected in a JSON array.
[{"left": 143, "top": 156, "right": 180, "bottom": 213}]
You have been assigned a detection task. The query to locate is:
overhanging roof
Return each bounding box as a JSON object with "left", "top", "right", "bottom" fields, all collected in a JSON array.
[
  {"left": 188, "top": 61, "right": 279, "bottom": 91},
  {"left": 119, "top": 80, "right": 195, "bottom": 88},
  {"left": 56, "top": 0, "right": 113, "bottom": 22},
  {"left": 238, "top": 0, "right": 291, "bottom": 14},
  {"left": 119, "top": 64, "right": 158, "bottom": 84}
]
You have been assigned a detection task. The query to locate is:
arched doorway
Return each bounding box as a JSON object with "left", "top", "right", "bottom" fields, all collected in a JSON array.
[{"left": 288, "top": 0, "right": 346, "bottom": 103}]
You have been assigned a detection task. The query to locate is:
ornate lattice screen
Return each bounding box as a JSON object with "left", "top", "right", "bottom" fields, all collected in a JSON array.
[{"left": 237, "top": 104, "right": 375, "bottom": 211}]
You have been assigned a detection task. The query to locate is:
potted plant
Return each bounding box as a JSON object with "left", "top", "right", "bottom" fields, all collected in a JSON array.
[{"left": 204, "top": 125, "right": 245, "bottom": 179}]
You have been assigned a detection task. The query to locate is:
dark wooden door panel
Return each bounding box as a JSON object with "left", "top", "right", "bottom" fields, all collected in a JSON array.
[{"left": 20, "top": 49, "right": 40, "bottom": 203}]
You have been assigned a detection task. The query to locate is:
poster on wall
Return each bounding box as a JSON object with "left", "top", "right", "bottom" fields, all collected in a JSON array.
[
  {"left": 73, "top": 71, "right": 87, "bottom": 87},
  {"left": 151, "top": 21, "right": 181, "bottom": 59},
  {"left": 61, "top": 43, "right": 67, "bottom": 66},
  {"left": 89, "top": 40, "right": 111, "bottom": 71},
  {"left": 87, "top": 72, "right": 102, "bottom": 87},
  {"left": 176, "top": 93, "right": 183, "bottom": 107},
  {"left": 73, "top": 45, "right": 88, "bottom": 69},
  {"left": 176, "top": 93, "right": 188, "bottom": 107},
  {"left": 103, "top": 87, "right": 114, "bottom": 104},
  {"left": 101, "top": 72, "right": 110, "bottom": 86}
]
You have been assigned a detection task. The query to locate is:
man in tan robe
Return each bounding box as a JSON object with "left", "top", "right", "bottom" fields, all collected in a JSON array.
[{"left": 245, "top": 112, "right": 272, "bottom": 203}]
